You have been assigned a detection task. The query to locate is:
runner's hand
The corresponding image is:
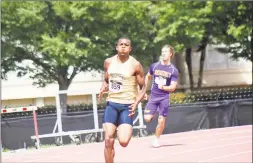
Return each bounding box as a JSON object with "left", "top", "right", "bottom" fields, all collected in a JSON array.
[
  {"left": 98, "top": 85, "right": 108, "bottom": 101},
  {"left": 143, "top": 93, "right": 148, "bottom": 100},
  {"left": 158, "top": 84, "right": 163, "bottom": 90},
  {"left": 98, "top": 91, "right": 105, "bottom": 102},
  {"left": 128, "top": 103, "right": 137, "bottom": 117}
]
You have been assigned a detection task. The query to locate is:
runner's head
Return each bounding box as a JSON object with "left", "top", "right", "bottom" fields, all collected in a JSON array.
[
  {"left": 161, "top": 44, "right": 175, "bottom": 61},
  {"left": 116, "top": 37, "right": 132, "bottom": 56}
]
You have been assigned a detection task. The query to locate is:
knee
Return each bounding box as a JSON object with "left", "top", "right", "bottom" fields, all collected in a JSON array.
[
  {"left": 144, "top": 115, "right": 152, "bottom": 123},
  {"left": 105, "top": 136, "right": 115, "bottom": 148},
  {"left": 117, "top": 124, "right": 132, "bottom": 148},
  {"left": 157, "top": 116, "right": 166, "bottom": 127},
  {"left": 119, "top": 140, "right": 129, "bottom": 148}
]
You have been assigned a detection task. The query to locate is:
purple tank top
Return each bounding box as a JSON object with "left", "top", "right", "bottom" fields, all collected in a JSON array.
[{"left": 149, "top": 62, "right": 179, "bottom": 99}]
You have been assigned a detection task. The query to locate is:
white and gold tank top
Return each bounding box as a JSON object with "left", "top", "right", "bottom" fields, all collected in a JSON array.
[{"left": 107, "top": 55, "right": 138, "bottom": 104}]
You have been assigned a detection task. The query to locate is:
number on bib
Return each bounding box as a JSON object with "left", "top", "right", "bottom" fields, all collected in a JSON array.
[
  {"left": 109, "top": 80, "right": 122, "bottom": 92},
  {"left": 155, "top": 76, "right": 166, "bottom": 86}
]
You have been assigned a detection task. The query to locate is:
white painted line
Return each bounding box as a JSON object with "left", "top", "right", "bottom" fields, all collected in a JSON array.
[
  {"left": 146, "top": 141, "right": 252, "bottom": 161},
  {"left": 162, "top": 129, "right": 252, "bottom": 142},
  {"left": 133, "top": 135, "right": 251, "bottom": 148},
  {"left": 198, "top": 150, "right": 252, "bottom": 162},
  {"left": 165, "top": 125, "right": 252, "bottom": 135},
  {"left": 134, "top": 129, "right": 252, "bottom": 146},
  {"left": 192, "top": 135, "right": 251, "bottom": 145}
]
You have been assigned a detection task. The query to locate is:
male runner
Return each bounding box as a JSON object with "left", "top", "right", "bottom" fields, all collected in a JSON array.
[
  {"left": 144, "top": 44, "right": 179, "bottom": 148},
  {"left": 98, "top": 37, "right": 146, "bottom": 163}
]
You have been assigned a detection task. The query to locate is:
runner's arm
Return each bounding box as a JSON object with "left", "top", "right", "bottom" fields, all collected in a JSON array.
[
  {"left": 100, "top": 58, "right": 110, "bottom": 93},
  {"left": 134, "top": 62, "right": 146, "bottom": 105},
  {"left": 161, "top": 68, "right": 178, "bottom": 92},
  {"left": 161, "top": 81, "right": 177, "bottom": 92}
]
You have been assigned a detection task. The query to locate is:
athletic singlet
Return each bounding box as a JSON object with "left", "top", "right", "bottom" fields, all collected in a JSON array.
[{"left": 106, "top": 55, "right": 138, "bottom": 104}]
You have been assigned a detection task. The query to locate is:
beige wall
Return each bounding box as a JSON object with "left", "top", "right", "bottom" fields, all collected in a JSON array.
[
  {"left": 183, "top": 44, "right": 252, "bottom": 87},
  {"left": 2, "top": 98, "right": 35, "bottom": 108},
  {"left": 1, "top": 70, "right": 103, "bottom": 108},
  {"left": 42, "top": 95, "right": 93, "bottom": 106},
  {"left": 1, "top": 95, "right": 94, "bottom": 109},
  {"left": 195, "top": 69, "right": 251, "bottom": 87},
  {"left": 67, "top": 95, "right": 92, "bottom": 105},
  {"left": 43, "top": 97, "right": 56, "bottom": 106}
]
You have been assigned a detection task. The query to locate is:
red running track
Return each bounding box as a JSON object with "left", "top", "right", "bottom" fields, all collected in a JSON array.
[{"left": 2, "top": 125, "right": 252, "bottom": 162}]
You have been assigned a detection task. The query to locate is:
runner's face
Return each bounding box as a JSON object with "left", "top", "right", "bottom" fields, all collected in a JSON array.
[
  {"left": 116, "top": 39, "right": 131, "bottom": 55},
  {"left": 161, "top": 47, "right": 171, "bottom": 61}
]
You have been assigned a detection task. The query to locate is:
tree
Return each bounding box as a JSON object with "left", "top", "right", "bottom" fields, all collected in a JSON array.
[
  {"left": 107, "top": 1, "right": 166, "bottom": 67},
  {"left": 150, "top": 1, "right": 252, "bottom": 88},
  {"left": 1, "top": 1, "right": 163, "bottom": 112},
  {"left": 211, "top": 1, "right": 252, "bottom": 61},
  {"left": 151, "top": 1, "right": 212, "bottom": 88},
  {"left": 1, "top": 2, "right": 121, "bottom": 113},
  {"left": 197, "top": 1, "right": 252, "bottom": 88}
]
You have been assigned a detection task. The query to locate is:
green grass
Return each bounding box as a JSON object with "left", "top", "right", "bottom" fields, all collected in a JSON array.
[{"left": 2, "top": 147, "right": 11, "bottom": 152}]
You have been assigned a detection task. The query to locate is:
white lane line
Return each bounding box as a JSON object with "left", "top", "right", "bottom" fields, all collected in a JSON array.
[
  {"left": 128, "top": 129, "right": 252, "bottom": 148},
  {"left": 142, "top": 141, "right": 252, "bottom": 161},
  {"left": 198, "top": 150, "right": 252, "bottom": 162}
]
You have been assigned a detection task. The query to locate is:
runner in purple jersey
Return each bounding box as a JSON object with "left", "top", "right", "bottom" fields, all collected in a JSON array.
[{"left": 144, "top": 44, "right": 179, "bottom": 147}]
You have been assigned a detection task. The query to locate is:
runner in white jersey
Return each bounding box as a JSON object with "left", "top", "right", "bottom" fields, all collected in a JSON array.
[{"left": 98, "top": 37, "right": 146, "bottom": 163}]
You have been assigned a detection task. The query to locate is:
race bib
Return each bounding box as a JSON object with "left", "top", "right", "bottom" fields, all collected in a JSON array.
[
  {"left": 155, "top": 76, "right": 166, "bottom": 86},
  {"left": 109, "top": 80, "right": 122, "bottom": 92}
]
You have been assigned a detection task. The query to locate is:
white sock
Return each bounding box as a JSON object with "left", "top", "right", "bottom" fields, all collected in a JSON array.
[{"left": 154, "top": 136, "right": 159, "bottom": 141}]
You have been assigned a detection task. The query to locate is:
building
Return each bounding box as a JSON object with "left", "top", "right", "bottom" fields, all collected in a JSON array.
[{"left": 190, "top": 44, "right": 252, "bottom": 87}]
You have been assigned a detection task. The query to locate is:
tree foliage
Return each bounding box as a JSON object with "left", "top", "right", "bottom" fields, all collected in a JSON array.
[
  {"left": 211, "top": 1, "right": 252, "bottom": 61},
  {"left": 2, "top": 1, "right": 252, "bottom": 88}
]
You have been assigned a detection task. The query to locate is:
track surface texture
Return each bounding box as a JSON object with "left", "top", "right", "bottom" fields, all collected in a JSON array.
[{"left": 2, "top": 125, "right": 252, "bottom": 162}]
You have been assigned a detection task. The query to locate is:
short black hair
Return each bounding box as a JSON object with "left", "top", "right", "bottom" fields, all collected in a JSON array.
[{"left": 116, "top": 37, "right": 131, "bottom": 46}]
